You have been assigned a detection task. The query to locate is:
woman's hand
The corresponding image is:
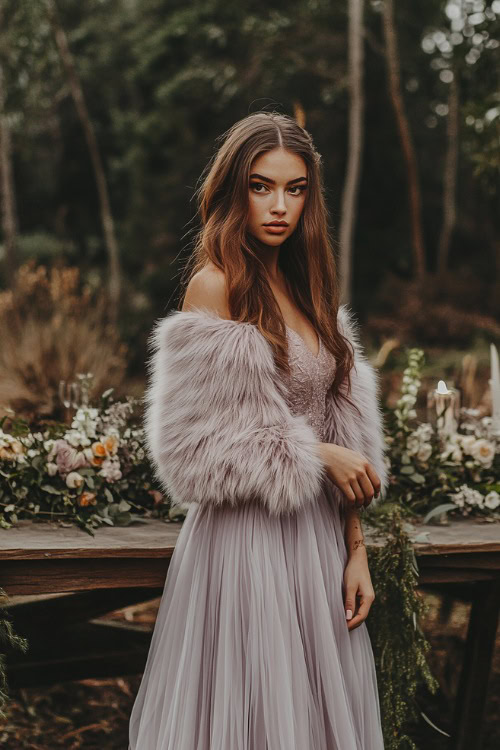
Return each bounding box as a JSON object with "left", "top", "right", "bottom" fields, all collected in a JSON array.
[
  {"left": 316, "top": 443, "right": 381, "bottom": 508},
  {"left": 343, "top": 552, "right": 376, "bottom": 631}
]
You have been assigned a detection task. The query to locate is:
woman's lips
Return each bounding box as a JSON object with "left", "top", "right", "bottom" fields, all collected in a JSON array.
[{"left": 264, "top": 225, "right": 288, "bottom": 233}]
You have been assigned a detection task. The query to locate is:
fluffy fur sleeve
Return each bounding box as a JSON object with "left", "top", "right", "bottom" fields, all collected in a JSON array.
[
  {"left": 323, "top": 304, "right": 389, "bottom": 503},
  {"left": 143, "top": 307, "right": 327, "bottom": 516}
]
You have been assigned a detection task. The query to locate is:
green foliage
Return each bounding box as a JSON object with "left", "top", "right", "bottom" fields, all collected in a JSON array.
[
  {"left": 366, "top": 504, "right": 440, "bottom": 749},
  {"left": 0, "top": 588, "right": 29, "bottom": 721}
]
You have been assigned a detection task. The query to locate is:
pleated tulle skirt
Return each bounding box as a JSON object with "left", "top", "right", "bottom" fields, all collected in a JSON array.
[{"left": 128, "top": 481, "right": 385, "bottom": 750}]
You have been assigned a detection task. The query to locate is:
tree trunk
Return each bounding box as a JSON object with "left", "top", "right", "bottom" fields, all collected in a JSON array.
[
  {"left": 437, "top": 73, "right": 459, "bottom": 277},
  {"left": 46, "top": 0, "right": 121, "bottom": 321},
  {"left": 381, "top": 0, "right": 426, "bottom": 280},
  {"left": 339, "top": 0, "right": 365, "bottom": 306},
  {"left": 0, "top": 17, "right": 18, "bottom": 287}
]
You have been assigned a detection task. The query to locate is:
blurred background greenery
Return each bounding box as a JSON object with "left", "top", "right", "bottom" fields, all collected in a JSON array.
[{"left": 0, "top": 0, "right": 498, "bottom": 412}]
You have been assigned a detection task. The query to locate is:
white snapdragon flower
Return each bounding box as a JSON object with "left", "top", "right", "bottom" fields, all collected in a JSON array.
[
  {"left": 449, "top": 484, "right": 484, "bottom": 513},
  {"left": 417, "top": 443, "right": 433, "bottom": 462},
  {"left": 406, "top": 436, "right": 420, "bottom": 456},
  {"left": 64, "top": 429, "right": 91, "bottom": 448},
  {"left": 450, "top": 446, "right": 463, "bottom": 462},
  {"left": 47, "top": 462, "right": 58, "bottom": 476},
  {"left": 71, "top": 407, "right": 99, "bottom": 440},
  {"left": 44, "top": 438, "right": 56, "bottom": 453}
]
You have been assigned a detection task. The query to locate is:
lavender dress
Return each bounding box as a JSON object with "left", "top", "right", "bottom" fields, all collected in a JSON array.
[{"left": 128, "top": 326, "right": 385, "bottom": 750}]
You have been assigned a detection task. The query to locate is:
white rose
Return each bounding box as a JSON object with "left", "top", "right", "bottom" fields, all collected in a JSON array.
[
  {"left": 484, "top": 491, "right": 500, "bottom": 510},
  {"left": 66, "top": 471, "right": 84, "bottom": 489},
  {"left": 470, "top": 439, "right": 495, "bottom": 467},
  {"left": 459, "top": 435, "right": 477, "bottom": 455}
]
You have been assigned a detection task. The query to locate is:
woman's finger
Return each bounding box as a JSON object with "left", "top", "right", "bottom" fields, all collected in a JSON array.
[
  {"left": 346, "top": 596, "right": 373, "bottom": 631},
  {"left": 349, "top": 478, "right": 365, "bottom": 507}
]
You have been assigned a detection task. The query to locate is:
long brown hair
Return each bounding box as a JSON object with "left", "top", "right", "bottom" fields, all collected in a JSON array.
[{"left": 180, "top": 111, "right": 355, "bottom": 402}]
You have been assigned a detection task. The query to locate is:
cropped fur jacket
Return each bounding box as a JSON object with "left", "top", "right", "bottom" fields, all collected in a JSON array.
[{"left": 143, "top": 305, "right": 389, "bottom": 516}]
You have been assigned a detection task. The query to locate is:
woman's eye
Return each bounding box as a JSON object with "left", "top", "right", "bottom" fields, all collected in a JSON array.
[{"left": 250, "top": 183, "right": 307, "bottom": 195}]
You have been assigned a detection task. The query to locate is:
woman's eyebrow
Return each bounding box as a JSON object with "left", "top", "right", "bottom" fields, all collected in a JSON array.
[{"left": 249, "top": 173, "right": 308, "bottom": 185}]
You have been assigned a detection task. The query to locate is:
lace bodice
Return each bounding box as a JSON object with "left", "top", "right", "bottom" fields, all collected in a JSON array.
[{"left": 281, "top": 326, "right": 337, "bottom": 441}]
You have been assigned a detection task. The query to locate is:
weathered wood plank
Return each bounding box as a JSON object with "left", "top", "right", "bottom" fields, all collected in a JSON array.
[{"left": 0, "top": 517, "right": 498, "bottom": 558}]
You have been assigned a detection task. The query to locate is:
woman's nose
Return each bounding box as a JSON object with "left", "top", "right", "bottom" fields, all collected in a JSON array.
[{"left": 272, "top": 190, "right": 287, "bottom": 212}]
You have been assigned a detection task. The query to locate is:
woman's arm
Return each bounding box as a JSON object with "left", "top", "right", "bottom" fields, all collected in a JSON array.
[
  {"left": 144, "top": 271, "right": 327, "bottom": 517},
  {"left": 342, "top": 504, "right": 376, "bottom": 631},
  {"left": 343, "top": 504, "right": 366, "bottom": 558}
]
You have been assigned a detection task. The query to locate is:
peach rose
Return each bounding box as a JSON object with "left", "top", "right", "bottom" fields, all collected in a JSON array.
[
  {"left": 78, "top": 491, "right": 97, "bottom": 507},
  {"left": 91, "top": 441, "right": 107, "bottom": 457},
  {"left": 103, "top": 435, "right": 119, "bottom": 455}
]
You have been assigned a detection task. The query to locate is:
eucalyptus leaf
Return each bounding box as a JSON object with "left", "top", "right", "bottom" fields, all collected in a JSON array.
[
  {"left": 419, "top": 710, "right": 451, "bottom": 737},
  {"left": 104, "top": 488, "right": 114, "bottom": 504},
  {"left": 41, "top": 484, "right": 61, "bottom": 495},
  {"left": 400, "top": 465, "right": 415, "bottom": 475},
  {"left": 118, "top": 499, "right": 131, "bottom": 512},
  {"left": 423, "top": 503, "right": 457, "bottom": 524},
  {"left": 409, "top": 473, "right": 426, "bottom": 484},
  {"left": 410, "top": 531, "right": 431, "bottom": 543},
  {"left": 32, "top": 456, "right": 45, "bottom": 472},
  {"left": 114, "top": 511, "right": 132, "bottom": 526}
]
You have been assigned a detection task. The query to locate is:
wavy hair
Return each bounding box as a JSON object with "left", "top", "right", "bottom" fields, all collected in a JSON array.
[{"left": 180, "top": 111, "right": 356, "bottom": 404}]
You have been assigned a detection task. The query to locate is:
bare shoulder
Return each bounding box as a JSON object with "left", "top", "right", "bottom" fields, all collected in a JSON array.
[{"left": 181, "top": 264, "right": 231, "bottom": 320}]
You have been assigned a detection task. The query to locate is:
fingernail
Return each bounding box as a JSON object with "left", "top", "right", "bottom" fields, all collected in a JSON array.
[{"left": 346, "top": 609, "right": 353, "bottom": 620}]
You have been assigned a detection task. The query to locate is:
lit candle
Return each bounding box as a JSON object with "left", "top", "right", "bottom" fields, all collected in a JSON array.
[
  {"left": 429, "top": 379, "right": 460, "bottom": 439},
  {"left": 490, "top": 343, "right": 500, "bottom": 434}
]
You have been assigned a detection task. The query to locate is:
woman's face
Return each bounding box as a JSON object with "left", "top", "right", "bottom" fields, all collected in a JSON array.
[{"left": 246, "top": 147, "right": 308, "bottom": 247}]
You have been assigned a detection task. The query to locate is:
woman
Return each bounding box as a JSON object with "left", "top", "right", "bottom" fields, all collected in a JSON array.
[{"left": 129, "top": 111, "right": 388, "bottom": 749}]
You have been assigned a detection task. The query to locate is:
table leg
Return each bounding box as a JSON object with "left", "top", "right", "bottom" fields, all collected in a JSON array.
[{"left": 449, "top": 580, "right": 500, "bottom": 750}]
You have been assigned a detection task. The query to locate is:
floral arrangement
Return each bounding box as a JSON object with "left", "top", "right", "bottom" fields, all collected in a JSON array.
[
  {"left": 381, "top": 348, "right": 500, "bottom": 524},
  {"left": 0, "top": 375, "right": 174, "bottom": 535},
  {"left": 1, "top": 351, "right": 499, "bottom": 536}
]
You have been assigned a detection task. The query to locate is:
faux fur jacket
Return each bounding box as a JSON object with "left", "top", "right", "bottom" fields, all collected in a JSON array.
[{"left": 143, "top": 304, "right": 389, "bottom": 516}]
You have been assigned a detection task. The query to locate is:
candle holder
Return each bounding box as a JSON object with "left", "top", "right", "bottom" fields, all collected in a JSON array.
[{"left": 427, "top": 380, "right": 461, "bottom": 444}]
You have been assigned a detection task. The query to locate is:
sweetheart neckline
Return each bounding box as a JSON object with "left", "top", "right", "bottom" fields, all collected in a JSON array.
[{"left": 285, "top": 324, "right": 322, "bottom": 360}]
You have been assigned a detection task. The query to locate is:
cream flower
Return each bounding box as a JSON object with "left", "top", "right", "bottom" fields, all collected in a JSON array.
[
  {"left": 417, "top": 443, "right": 433, "bottom": 462},
  {"left": 66, "top": 471, "right": 85, "bottom": 489},
  {"left": 484, "top": 491, "right": 500, "bottom": 510},
  {"left": 470, "top": 439, "right": 495, "bottom": 467}
]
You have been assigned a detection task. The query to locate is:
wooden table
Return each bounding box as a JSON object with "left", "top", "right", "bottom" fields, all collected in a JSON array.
[{"left": 1, "top": 516, "right": 499, "bottom": 750}]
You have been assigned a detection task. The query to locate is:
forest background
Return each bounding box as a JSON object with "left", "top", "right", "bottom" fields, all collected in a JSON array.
[{"left": 0, "top": 0, "right": 498, "bottom": 407}]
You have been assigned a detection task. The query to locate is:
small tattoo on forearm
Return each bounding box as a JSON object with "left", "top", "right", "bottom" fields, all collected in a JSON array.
[{"left": 352, "top": 539, "right": 365, "bottom": 551}]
